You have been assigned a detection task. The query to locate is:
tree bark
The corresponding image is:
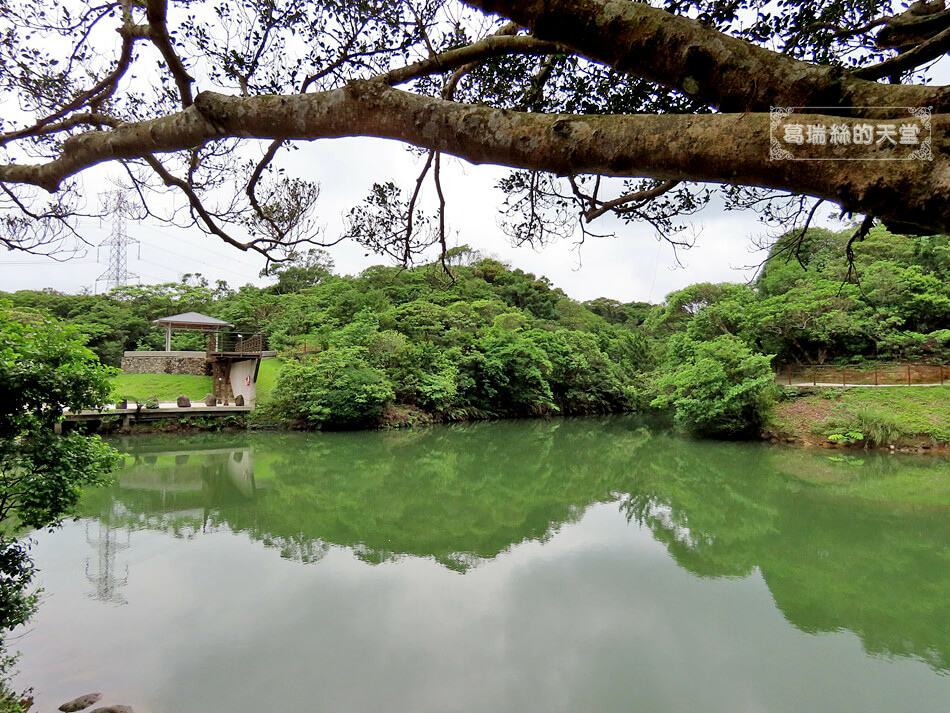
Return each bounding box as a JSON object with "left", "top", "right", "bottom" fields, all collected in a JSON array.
[
  {"left": 465, "top": 0, "right": 950, "bottom": 114},
  {"left": 2, "top": 81, "right": 946, "bottom": 234}
]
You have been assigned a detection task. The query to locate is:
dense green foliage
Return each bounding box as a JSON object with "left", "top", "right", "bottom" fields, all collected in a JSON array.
[
  {"left": 7, "top": 226, "right": 950, "bottom": 437},
  {"left": 651, "top": 335, "right": 776, "bottom": 437},
  {"left": 651, "top": 226, "right": 950, "bottom": 366},
  {"left": 260, "top": 259, "right": 652, "bottom": 426},
  {"left": 0, "top": 307, "right": 120, "bottom": 632},
  {"left": 271, "top": 347, "right": 394, "bottom": 428},
  {"left": 632, "top": 225, "right": 950, "bottom": 436},
  {"left": 5, "top": 255, "right": 651, "bottom": 429}
]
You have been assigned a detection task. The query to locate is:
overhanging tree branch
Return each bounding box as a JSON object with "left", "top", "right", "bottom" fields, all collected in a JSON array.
[
  {"left": 463, "top": 0, "right": 950, "bottom": 114},
  {"left": 0, "top": 82, "right": 945, "bottom": 233}
]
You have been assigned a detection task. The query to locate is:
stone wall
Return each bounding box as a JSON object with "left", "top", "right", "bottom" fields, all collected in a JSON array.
[{"left": 121, "top": 351, "right": 210, "bottom": 376}]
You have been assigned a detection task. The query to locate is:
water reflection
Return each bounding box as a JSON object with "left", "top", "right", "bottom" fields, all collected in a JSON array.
[
  {"left": 83, "top": 521, "right": 129, "bottom": 605},
  {"left": 84, "top": 418, "right": 950, "bottom": 673}
]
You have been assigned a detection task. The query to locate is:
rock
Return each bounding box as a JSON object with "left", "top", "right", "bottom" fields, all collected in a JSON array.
[
  {"left": 204, "top": 393, "right": 216, "bottom": 407},
  {"left": 235, "top": 394, "right": 245, "bottom": 406},
  {"left": 59, "top": 693, "right": 102, "bottom": 712},
  {"left": 89, "top": 707, "right": 134, "bottom": 713},
  {"left": 176, "top": 394, "right": 191, "bottom": 407}
]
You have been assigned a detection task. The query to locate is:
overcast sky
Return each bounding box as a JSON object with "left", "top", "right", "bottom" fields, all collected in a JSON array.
[
  {"left": 0, "top": 3, "right": 945, "bottom": 307},
  {"left": 0, "top": 133, "right": 838, "bottom": 305}
]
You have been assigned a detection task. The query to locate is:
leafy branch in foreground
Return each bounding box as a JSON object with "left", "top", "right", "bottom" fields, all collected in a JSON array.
[{"left": 0, "top": 306, "right": 120, "bottom": 632}]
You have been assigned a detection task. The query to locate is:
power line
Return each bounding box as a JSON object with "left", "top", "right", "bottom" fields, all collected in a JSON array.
[
  {"left": 140, "top": 242, "right": 259, "bottom": 282},
  {"left": 0, "top": 259, "right": 97, "bottom": 266},
  {"left": 140, "top": 227, "right": 265, "bottom": 270}
]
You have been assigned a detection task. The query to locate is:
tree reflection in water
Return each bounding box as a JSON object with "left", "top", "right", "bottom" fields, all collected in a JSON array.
[{"left": 83, "top": 418, "right": 950, "bottom": 672}]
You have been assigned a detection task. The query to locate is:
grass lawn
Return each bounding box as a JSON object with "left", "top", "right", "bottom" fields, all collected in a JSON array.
[
  {"left": 835, "top": 387, "right": 950, "bottom": 441},
  {"left": 111, "top": 359, "right": 282, "bottom": 405},
  {"left": 255, "top": 358, "right": 281, "bottom": 404},
  {"left": 112, "top": 372, "right": 212, "bottom": 403}
]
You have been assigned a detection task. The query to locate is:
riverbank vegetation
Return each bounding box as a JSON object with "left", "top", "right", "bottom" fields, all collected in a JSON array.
[
  {"left": 769, "top": 386, "right": 950, "bottom": 450},
  {"left": 4, "top": 226, "right": 950, "bottom": 443}
]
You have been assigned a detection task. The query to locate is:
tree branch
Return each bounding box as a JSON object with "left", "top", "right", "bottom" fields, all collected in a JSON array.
[
  {"left": 141, "top": 153, "right": 279, "bottom": 257},
  {"left": 462, "top": 0, "right": 950, "bottom": 114},
  {"left": 381, "top": 34, "right": 567, "bottom": 87},
  {"left": 144, "top": 0, "right": 195, "bottom": 107},
  {"left": 855, "top": 25, "right": 950, "bottom": 81},
  {"left": 579, "top": 179, "right": 681, "bottom": 221},
  {"left": 0, "top": 83, "right": 947, "bottom": 235}
]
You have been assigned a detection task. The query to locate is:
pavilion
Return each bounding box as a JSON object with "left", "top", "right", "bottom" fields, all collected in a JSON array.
[{"left": 153, "top": 311, "right": 232, "bottom": 351}]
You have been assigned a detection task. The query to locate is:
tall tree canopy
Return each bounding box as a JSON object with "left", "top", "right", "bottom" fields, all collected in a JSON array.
[{"left": 0, "top": 0, "right": 948, "bottom": 260}]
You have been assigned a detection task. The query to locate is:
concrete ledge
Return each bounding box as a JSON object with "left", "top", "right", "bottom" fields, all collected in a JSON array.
[
  {"left": 123, "top": 350, "right": 206, "bottom": 357},
  {"left": 65, "top": 405, "right": 252, "bottom": 420}
]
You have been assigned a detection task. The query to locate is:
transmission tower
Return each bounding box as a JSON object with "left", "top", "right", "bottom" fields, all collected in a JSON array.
[{"left": 96, "top": 190, "right": 139, "bottom": 292}]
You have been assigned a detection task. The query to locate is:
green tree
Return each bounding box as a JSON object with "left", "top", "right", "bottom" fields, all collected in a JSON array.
[
  {"left": 259, "top": 249, "right": 335, "bottom": 295},
  {"left": 267, "top": 347, "right": 394, "bottom": 429},
  {"left": 0, "top": 307, "right": 120, "bottom": 632},
  {"left": 651, "top": 335, "right": 776, "bottom": 438}
]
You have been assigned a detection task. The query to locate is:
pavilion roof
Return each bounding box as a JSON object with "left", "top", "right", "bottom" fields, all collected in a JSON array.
[{"left": 152, "top": 312, "right": 233, "bottom": 330}]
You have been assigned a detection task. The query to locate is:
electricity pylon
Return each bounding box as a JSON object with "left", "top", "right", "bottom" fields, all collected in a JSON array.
[{"left": 96, "top": 190, "right": 139, "bottom": 292}]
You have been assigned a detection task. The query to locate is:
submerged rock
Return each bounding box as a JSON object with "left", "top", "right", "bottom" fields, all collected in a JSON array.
[
  {"left": 89, "top": 706, "right": 134, "bottom": 713},
  {"left": 58, "top": 693, "right": 102, "bottom": 712}
]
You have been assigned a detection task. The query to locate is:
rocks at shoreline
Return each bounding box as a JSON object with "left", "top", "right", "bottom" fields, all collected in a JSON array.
[
  {"left": 58, "top": 693, "right": 134, "bottom": 713},
  {"left": 58, "top": 693, "right": 102, "bottom": 712}
]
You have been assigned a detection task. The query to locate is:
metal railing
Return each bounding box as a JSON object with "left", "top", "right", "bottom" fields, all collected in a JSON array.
[
  {"left": 777, "top": 362, "right": 949, "bottom": 386},
  {"left": 206, "top": 332, "right": 266, "bottom": 355}
]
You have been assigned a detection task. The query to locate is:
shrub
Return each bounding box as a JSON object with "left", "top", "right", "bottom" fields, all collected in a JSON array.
[
  {"left": 651, "top": 335, "right": 776, "bottom": 437},
  {"left": 268, "top": 346, "right": 394, "bottom": 428}
]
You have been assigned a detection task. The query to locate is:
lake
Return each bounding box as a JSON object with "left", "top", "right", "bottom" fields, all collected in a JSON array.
[{"left": 13, "top": 416, "right": 950, "bottom": 712}]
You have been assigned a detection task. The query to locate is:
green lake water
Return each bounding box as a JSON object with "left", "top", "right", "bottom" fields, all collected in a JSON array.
[{"left": 14, "top": 416, "right": 950, "bottom": 712}]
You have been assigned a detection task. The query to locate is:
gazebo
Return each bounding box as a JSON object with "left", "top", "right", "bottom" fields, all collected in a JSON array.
[{"left": 152, "top": 312, "right": 232, "bottom": 351}]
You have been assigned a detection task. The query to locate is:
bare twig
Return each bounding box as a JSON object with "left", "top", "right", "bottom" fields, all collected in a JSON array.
[{"left": 843, "top": 214, "right": 875, "bottom": 286}]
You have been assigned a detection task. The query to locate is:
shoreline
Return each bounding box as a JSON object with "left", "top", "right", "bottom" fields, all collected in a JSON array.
[
  {"left": 70, "top": 398, "right": 950, "bottom": 457},
  {"left": 765, "top": 384, "right": 950, "bottom": 455}
]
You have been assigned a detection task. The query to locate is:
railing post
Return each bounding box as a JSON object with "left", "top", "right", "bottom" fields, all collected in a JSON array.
[{"left": 907, "top": 364, "right": 911, "bottom": 385}]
